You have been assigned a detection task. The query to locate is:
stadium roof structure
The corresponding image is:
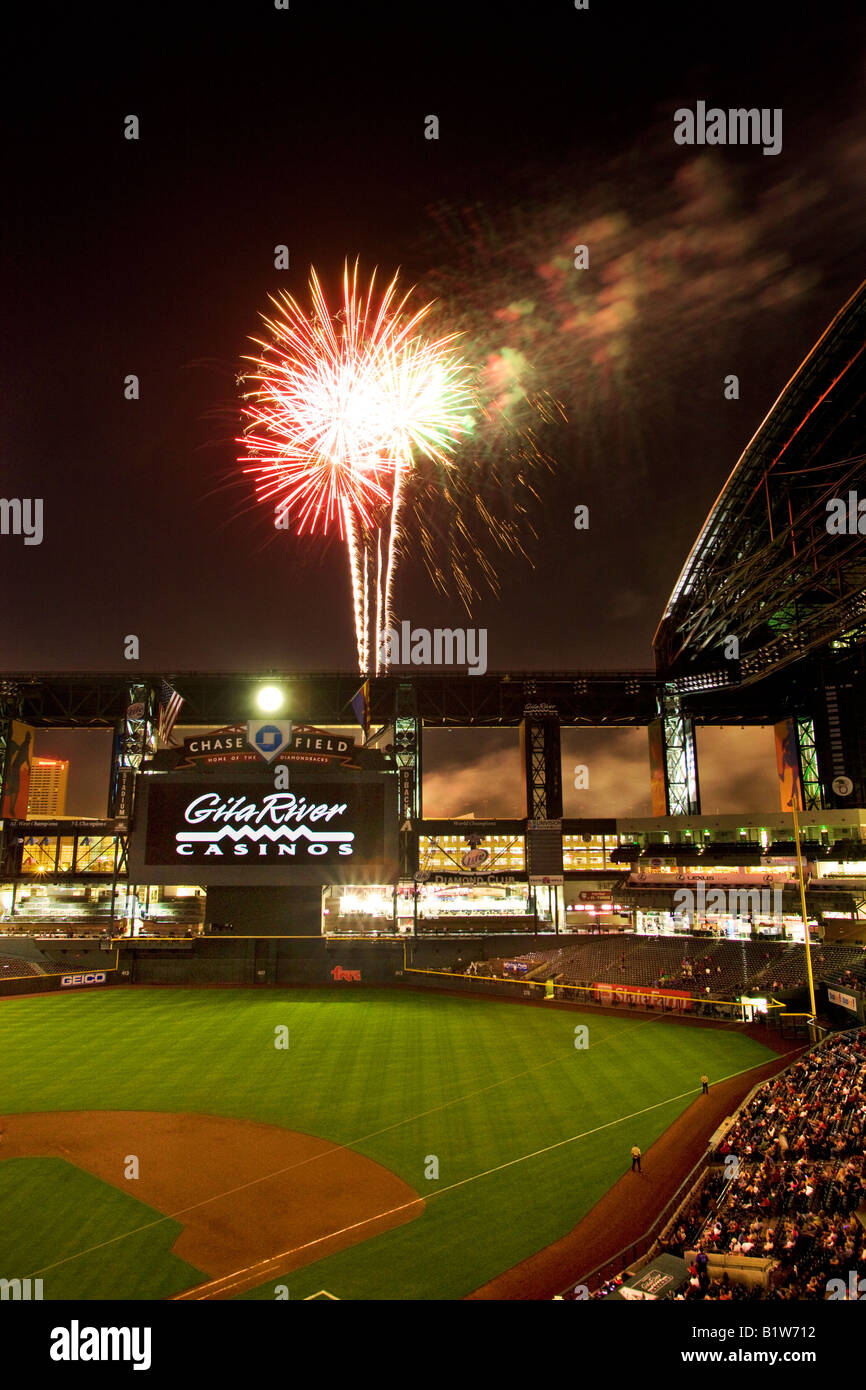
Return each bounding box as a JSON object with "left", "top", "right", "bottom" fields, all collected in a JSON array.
[{"left": 653, "top": 280, "right": 866, "bottom": 688}]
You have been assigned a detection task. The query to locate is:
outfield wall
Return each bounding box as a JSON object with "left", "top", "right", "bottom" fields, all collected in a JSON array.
[
  {"left": 120, "top": 937, "right": 405, "bottom": 986},
  {"left": 0, "top": 935, "right": 820, "bottom": 1022},
  {"left": 102, "top": 934, "right": 555, "bottom": 990},
  {"left": 1, "top": 933, "right": 527, "bottom": 994},
  {"left": 0, "top": 938, "right": 121, "bottom": 996},
  {"left": 0, "top": 969, "right": 121, "bottom": 997}
]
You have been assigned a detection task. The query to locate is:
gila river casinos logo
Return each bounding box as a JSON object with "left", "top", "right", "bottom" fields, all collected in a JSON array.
[
  {"left": 136, "top": 776, "right": 392, "bottom": 871},
  {"left": 173, "top": 791, "right": 354, "bottom": 859}
]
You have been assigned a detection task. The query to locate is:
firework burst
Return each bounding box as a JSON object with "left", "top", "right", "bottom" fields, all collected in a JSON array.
[{"left": 238, "top": 261, "right": 473, "bottom": 674}]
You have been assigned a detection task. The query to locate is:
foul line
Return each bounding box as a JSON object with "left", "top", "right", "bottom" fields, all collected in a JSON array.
[{"left": 173, "top": 1056, "right": 773, "bottom": 1299}]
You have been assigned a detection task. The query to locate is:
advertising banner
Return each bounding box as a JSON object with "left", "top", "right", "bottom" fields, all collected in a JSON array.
[
  {"left": 594, "top": 981, "right": 693, "bottom": 1012},
  {"left": 415, "top": 871, "right": 524, "bottom": 884},
  {"left": 628, "top": 870, "right": 801, "bottom": 888},
  {"left": 828, "top": 987, "right": 858, "bottom": 1013},
  {"left": 146, "top": 723, "right": 382, "bottom": 773},
  {"left": 129, "top": 772, "right": 397, "bottom": 885},
  {"left": 647, "top": 719, "right": 667, "bottom": 817},
  {"left": 774, "top": 718, "right": 803, "bottom": 812},
  {"left": 1, "top": 721, "right": 34, "bottom": 818}
]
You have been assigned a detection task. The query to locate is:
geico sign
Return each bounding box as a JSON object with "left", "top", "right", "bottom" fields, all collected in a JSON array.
[{"left": 60, "top": 973, "right": 107, "bottom": 987}]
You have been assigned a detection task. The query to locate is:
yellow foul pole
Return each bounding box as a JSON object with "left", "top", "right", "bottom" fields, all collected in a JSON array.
[{"left": 790, "top": 795, "right": 817, "bottom": 1024}]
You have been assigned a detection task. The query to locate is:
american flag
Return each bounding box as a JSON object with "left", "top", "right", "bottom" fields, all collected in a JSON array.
[{"left": 157, "top": 680, "right": 184, "bottom": 747}]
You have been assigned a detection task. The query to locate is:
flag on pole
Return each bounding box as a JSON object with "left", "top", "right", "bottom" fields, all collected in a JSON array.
[
  {"left": 774, "top": 718, "right": 803, "bottom": 811},
  {"left": 157, "top": 680, "right": 184, "bottom": 747},
  {"left": 351, "top": 680, "right": 370, "bottom": 739}
]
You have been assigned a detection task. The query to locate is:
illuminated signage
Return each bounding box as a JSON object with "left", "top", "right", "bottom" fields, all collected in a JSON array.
[
  {"left": 460, "top": 847, "right": 490, "bottom": 869},
  {"left": 152, "top": 724, "right": 363, "bottom": 774},
  {"left": 186, "top": 734, "right": 246, "bottom": 755},
  {"left": 61, "top": 973, "right": 107, "bottom": 987},
  {"left": 415, "top": 872, "right": 522, "bottom": 884},
  {"left": 132, "top": 775, "right": 396, "bottom": 884},
  {"left": 246, "top": 720, "right": 293, "bottom": 763},
  {"left": 740, "top": 995, "right": 768, "bottom": 1015},
  {"left": 174, "top": 792, "right": 353, "bottom": 858},
  {"left": 628, "top": 870, "right": 799, "bottom": 888}
]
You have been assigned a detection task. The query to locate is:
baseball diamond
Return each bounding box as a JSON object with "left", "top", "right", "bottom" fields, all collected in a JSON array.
[{"left": 0, "top": 986, "right": 781, "bottom": 1300}]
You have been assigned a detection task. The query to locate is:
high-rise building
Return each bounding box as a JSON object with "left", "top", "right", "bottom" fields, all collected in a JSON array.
[{"left": 27, "top": 758, "right": 69, "bottom": 817}]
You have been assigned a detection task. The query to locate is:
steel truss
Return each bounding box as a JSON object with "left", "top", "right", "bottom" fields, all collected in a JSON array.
[{"left": 655, "top": 281, "right": 866, "bottom": 686}]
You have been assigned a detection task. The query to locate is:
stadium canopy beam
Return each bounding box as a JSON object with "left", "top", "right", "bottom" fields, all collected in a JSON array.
[
  {"left": 654, "top": 281, "right": 866, "bottom": 687},
  {"left": 657, "top": 688, "right": 701, "bottom": 817}
]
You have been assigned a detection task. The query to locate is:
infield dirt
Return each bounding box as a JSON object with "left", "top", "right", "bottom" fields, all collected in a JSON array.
[{"left": 0, "top": 1110, "right": 423, "bottom": 1295}]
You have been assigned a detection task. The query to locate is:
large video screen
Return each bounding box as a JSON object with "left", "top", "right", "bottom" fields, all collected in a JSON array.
[{"left": 130, "top": 773, "right": 396, "bottom": 885}]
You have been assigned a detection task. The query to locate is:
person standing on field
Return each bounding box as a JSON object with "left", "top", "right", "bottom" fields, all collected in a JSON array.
[
  {"left": 701, "top": 1073, "right": 709, "bottom": 1094},
  {"left": 631, "top": 1144, "right": 642, "bottom": 1173}
]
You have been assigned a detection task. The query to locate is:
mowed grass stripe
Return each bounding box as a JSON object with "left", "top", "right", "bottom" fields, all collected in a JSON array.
[{"left": 0, "top": 989, "right": 773, "bottom": 1298}]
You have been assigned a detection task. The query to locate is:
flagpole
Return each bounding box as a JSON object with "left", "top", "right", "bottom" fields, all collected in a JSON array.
[{"left": 790, "top": 793, "right": 817, "bottom": 1033}]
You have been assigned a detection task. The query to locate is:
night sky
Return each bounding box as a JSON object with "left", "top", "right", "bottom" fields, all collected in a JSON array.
[{"left": 4, "top": 3, "right": 866, "bottom": 813}]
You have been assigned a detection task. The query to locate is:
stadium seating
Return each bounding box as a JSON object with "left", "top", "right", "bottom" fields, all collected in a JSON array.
[
  {"left": 667, "top": 1029, "right": 866, "bottom": 1299},
  {"left": 0, "top": 954, "right": 43, "bottom": 977},
  {"left": 4, "top": 894, "right": 204, "bottom": 936},
  {"left": 512, "top": 938, "right": 866, "bottom": 1001}
]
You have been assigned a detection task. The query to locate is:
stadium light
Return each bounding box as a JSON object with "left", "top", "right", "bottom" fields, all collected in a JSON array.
[{"left": 256, "top": 685, "right": 284, "bottom": 713}]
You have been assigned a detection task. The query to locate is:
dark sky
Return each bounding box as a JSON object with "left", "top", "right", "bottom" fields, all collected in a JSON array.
[{"left": 3, "top": 1, "right": 866, "bottom": 676}]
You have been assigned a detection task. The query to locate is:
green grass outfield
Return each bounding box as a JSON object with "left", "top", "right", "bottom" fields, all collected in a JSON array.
[{"left": 0, "top": 987, "right": 775, "bottom": 1299}]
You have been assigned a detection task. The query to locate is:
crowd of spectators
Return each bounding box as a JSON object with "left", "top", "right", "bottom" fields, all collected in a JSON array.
[{"left": 666, "top": 1029, "right": 866, "bottom": 1299}]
